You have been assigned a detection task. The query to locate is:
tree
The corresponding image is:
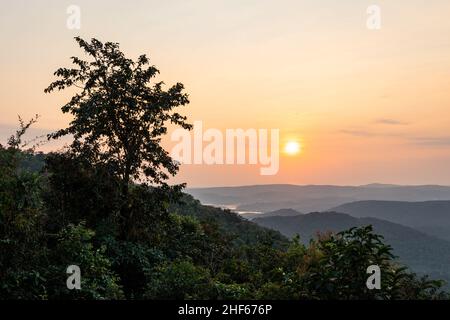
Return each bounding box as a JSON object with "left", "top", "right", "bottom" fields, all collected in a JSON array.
[
  {"left": 0, "top": 117, "right": 48, "bottom": 299},
  {"left": 295, "top": 226, "right": 446, "bottom": 299},
  {"left": 44, "top": 37, "right": 191, "bottom": 236},
  {"left": 45, "top": 223, "right": 124, "bottom": 300},
  {"left": 144, "top": 260, "right": 214, "bottom": 299}
]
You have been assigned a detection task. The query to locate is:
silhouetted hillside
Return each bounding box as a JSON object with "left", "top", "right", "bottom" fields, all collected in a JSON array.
[
  {"left": 171, "top": 194, "right": 289, "bottom": 248},
  {"left": 332, "top": 200, "right": 450, "bottom": 241}
]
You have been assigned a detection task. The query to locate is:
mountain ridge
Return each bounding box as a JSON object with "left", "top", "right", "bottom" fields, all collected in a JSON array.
[
  {"left": 187, "top": 184, "right": 450, "bottom": 213},
  {"left": 331, "top": 200, "right": 450, "bottom": 241}
]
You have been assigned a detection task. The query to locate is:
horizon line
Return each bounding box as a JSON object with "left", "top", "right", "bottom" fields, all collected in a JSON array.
[{"left": 186, "top": 182, "right": 450, "bottom": 189}]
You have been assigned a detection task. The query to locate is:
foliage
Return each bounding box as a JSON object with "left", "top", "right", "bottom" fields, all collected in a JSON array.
[
  {"left": 0, "top": 117, "right": 47, "bottom": 299},
  {"left": 44, "top": 37, "right": 191, "bottom": 239},
  {"left": 144, "top": 260, "right": 214, "bottom": 299},
  {"left": 44, "top": 37, "right": 191, "bottom": 189},
  {"left": 45, "top": 223, "right": 124, "bottom": 300},
  {"left": 297, "top": 226, "right": 410, "bottom": 299}
]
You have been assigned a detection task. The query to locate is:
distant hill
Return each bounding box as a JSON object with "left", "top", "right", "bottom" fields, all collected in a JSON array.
[
  {"left": 362, "top": 183, "right": 400, "bottom": 188},
  {"left": 253, "top": 211, "right": 450, "bottom": 284},
  {"left": 187, "top": 184, "right": 450, "bottom": 213},
  {"left": 331, "top": 200, "right": 450, "bottom": 241},
  {"left": 241, "top": 208, "right": 303, "bottom": 220}
]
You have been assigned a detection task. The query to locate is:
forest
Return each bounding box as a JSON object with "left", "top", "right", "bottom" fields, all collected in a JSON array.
[{"left": 0, "top": 37, "right": 448, "bottom": 300}]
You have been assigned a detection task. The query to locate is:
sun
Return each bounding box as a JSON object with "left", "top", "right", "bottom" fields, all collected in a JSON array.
[{"left": 284, "top": 141, "right": 301, "bottom": 155}]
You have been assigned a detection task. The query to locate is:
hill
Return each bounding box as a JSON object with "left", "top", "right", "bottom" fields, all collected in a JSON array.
[
  {"left": 187, "top": 184, "right": 450, "bottom": 213},
  {"left": 331, "top": 200, "right": 450, "bottom": 241},
  {"left": 171, "top": 194, "right": 289, "bottom": 248}
]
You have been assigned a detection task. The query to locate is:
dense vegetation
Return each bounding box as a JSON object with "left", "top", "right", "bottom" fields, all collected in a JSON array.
[
  {"left": 0, "top": 38, "right": 448, "bottom": 300},
  {"left": 254, "top": 211, "right": 450, "bottom": 288}
]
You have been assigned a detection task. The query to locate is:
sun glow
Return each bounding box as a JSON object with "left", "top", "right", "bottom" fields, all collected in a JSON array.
[{"left": 284, "top": 141, "right": 301, "bottom": 155}]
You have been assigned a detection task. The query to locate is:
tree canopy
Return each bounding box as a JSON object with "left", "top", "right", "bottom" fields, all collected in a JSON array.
[{"left": 45, "top": 37, "right": 191, "bottom": 189}]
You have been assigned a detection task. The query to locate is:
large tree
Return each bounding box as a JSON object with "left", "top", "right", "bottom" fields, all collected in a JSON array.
[
  {"left": 45, "top": 37, "right": 191, "bottom": 191},
  {"left": 45, "top": 37, "right": 191, "bottom": 237}
]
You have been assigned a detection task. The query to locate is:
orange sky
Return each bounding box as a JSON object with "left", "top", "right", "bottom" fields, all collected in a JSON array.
[{"left": 1, "top": 0, "right": 450, "bottom": 187}]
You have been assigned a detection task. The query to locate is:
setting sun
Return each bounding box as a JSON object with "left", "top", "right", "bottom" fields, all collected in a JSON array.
[{"left": 284, "top": 141, "right": 301, "bottom": 155}]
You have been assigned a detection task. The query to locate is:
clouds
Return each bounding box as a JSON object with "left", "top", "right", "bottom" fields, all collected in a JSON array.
[
  {"left": 374, "top": 118, "right": 409, "bottom": 126},
  {"left": 411, "top": 136, "right": 450, "bottom": 146},
  {"left": 340, "top": 117, "right": 410, "bottom": 138},
  {"left": 339, "top": 125, "right": 450, "bottom": 148}
]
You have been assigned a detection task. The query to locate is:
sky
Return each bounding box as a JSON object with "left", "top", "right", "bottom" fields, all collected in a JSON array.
[{"left": 1, "top": 0, "right": 450, "bottom": 187}]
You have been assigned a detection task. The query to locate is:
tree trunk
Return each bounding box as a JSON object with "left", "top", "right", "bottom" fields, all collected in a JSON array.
[{"left": 119, "top": 170, "right": 131, "bottom": 240}]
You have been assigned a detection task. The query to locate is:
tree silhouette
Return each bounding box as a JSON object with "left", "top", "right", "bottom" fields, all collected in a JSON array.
[{"left": 45, "top": 37, "right": 191, "bottom": 235}]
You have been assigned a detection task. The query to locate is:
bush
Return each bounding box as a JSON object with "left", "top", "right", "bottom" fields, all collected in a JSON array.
[{"left": 145, "top": 260, "right": 214, "bottom": 299}]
